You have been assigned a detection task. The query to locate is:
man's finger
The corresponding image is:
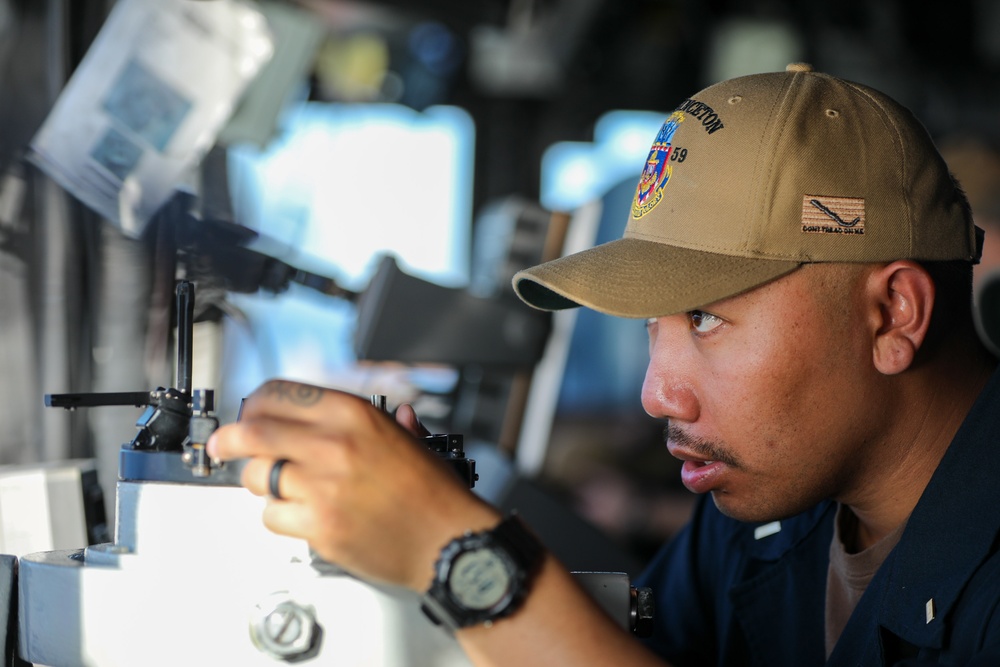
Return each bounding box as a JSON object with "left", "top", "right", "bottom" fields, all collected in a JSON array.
[
  {"left": 241, "top": 454, "right": 342, "bottom": 504},
  {"left": 260, "top": 497, "right": 315, "bottom": 543},
  {"left": 208, "top": 417, "right": 346, "bottom": 462},
  {"left": 395, "top": 403, "right": 430, "bottom": 437},
  {"left": 238, "top": 380, "right": 367, "bottom": 424},
  {"left": 240, "top": 456, "right": 302, "bottom": 500}
]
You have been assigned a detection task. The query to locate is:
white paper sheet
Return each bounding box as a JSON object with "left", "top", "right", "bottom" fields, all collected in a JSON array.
[{"left": 30, "top": 0, "right": 274, "bottom": 235}]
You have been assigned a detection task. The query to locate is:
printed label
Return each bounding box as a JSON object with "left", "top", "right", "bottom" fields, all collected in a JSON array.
[{"left": 801, "top": 195, "right": 865, "bottom": 235}]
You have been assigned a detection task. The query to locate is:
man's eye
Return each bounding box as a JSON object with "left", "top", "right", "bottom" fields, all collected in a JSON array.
[{"left": 689, "top": 310, "right": 723, "bottom": 334}]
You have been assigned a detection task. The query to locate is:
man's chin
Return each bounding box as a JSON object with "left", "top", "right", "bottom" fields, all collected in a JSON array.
[{"left": 709, "top": 490, "right": 799, "bottom": 524}]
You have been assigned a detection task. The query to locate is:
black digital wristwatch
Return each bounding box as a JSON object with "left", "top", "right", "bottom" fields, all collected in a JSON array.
[{"left": 420, "top": 513, "right": 544, "bottom": 631}]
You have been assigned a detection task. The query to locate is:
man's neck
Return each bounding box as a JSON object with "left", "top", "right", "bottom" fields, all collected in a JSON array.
[{"left": 846, "top": 356, "right": 995, "bottom": 551}]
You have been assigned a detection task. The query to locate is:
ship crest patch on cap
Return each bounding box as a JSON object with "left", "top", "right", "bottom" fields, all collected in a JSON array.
[
  {"left": 632, "top": 111, "right": 685, "bottom": 219},
  {"left": 801, "top": 195, "right": 866, "bottom": 235}
]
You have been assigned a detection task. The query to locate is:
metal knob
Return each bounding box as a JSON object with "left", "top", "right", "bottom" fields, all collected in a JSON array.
[{"left": 631, "top": 586, "right": 655, "bottom": 638}]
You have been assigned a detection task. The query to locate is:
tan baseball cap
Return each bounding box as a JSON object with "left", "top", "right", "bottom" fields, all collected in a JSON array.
[{"left": 513, "top": 63, "right": 981, "bottom": 318}]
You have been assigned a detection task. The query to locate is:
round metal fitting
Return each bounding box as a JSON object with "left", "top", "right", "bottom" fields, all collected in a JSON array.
[{"left": 249, "top": 593, "right": 322, "bottom": 661}]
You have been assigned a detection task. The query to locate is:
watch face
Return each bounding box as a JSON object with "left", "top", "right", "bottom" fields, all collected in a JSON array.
[{"left": 449, "top": 548, "right": 512, "bottom": 610}]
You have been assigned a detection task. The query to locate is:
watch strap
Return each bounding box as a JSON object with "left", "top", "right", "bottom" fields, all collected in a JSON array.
[{"left": 492, "top": 512, "right": 545, "bottom": 570}]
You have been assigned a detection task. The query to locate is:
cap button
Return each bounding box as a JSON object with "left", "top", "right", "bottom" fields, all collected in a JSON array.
[{"left": 786, "top": 62, "right": 814, "bottom": 73}]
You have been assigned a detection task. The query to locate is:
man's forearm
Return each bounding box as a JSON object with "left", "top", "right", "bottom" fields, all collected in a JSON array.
[{"left": 457, "top": 552, "right": 671, "bottom": 667}]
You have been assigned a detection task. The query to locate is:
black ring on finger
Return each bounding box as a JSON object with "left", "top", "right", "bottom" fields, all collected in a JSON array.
[{"left": 269, "top": 458, "right": 289, "bottom": 500}]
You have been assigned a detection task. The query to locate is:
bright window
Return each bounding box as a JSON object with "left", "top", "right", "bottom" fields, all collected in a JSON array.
[{"left": 218, "top": 102, "right": 474, "bottom": 419}]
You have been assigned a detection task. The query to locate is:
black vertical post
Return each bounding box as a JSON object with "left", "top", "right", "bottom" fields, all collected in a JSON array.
[{"left": 176, "top": 281, "right": 194, "bottom": 395}]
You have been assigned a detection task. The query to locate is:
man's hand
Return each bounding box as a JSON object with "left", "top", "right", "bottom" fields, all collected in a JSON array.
[{"left": 207, "top": 379, "right": 501, "bottom": 592}]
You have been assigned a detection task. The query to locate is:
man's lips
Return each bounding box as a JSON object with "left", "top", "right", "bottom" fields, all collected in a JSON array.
[
  {"left": 679, "top": 459, "right": 726, "bottom": 494},
  {"left": 669, "top": 445, "right": 728, "bottom": 494}
]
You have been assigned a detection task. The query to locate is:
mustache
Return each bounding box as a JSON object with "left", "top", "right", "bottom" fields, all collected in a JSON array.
[{"left": 664, "top": 423, "right": 740, "bottom": 468}]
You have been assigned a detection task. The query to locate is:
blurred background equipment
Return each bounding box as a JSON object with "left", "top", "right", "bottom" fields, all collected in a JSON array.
[
  {"left": 1, "top": 2, "right": 1000, "bottom": 663},
  {"left": 939, "top": 136, "right": 1000, "bottom": 356},
  {"left": 0, "top": 460, "right": 105, "bottom": 557},
  {"left": 29, "top": 0, "right": 275, "bottom": 235}
]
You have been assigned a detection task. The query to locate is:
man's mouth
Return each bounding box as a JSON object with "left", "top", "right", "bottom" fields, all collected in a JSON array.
[
  {"left": 666, "top": 423, "right": 735, "bottom": 494},
  {"left": 679, "top": 459, "right": 726, "bottom": 493}
]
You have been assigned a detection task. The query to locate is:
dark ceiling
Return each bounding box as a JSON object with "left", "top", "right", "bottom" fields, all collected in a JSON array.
[
  {"left": 3, "top": 0, "right": 999, "bottom": 219},
  {"left": 295, "top": 0, "right": 1000, "bottom": 213}
]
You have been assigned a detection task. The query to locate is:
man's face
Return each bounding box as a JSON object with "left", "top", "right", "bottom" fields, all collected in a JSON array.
[{"left": 642, "top": 263, "right": 890, "bottom": 522}]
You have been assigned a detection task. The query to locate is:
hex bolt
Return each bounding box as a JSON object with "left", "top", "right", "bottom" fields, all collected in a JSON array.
[{"left": 250, "top": 595, "right": 322, "bottom": 661}]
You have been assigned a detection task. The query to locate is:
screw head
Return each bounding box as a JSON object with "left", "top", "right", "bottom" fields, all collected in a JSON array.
[{"left": 250, "top": 594, "right": 322, "bottom": 661}]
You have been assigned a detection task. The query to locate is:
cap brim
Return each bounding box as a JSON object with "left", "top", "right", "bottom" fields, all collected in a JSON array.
[{"left": 513, "top": 237, "right": 802, "bottom": 319}]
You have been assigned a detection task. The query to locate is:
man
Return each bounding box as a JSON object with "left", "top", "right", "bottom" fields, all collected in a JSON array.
[{"left": 208, "top": 63, "right": 999, "bottom": 665}]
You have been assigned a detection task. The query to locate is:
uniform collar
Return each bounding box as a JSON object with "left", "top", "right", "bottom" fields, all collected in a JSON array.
[
  {"left": 737, "top": 366, "right": 1000, "bottom": 665},
  {"left": 826, "top": 365, "right": 1000, "bottom": 659},
  {"left": 873, "top": 366, "right": 1000, "bottom": 647}
]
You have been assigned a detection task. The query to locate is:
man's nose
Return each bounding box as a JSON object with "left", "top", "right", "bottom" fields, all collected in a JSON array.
[{"left": 641, "top": 330, "right": 700, "bottom": 423}]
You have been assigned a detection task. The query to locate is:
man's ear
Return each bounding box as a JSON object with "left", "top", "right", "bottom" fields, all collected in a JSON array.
[{"left": 869, "top": 261, "right": 935, "bottom": 375}]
